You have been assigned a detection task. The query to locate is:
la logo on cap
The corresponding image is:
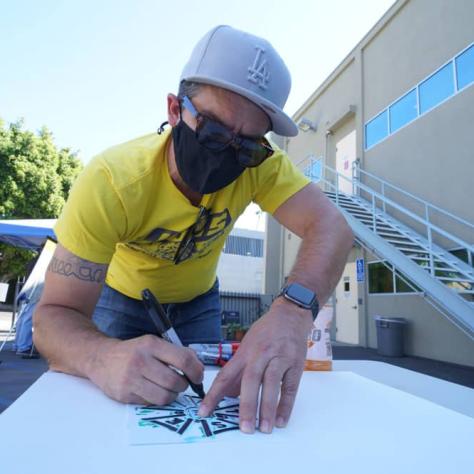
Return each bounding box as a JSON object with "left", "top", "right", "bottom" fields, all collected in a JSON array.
[
  {"left": 248, "top": 46, "right": 270, "bottom": 90},
  {"left": 180, "top": 26, "right": 298, "bottom": 136}
]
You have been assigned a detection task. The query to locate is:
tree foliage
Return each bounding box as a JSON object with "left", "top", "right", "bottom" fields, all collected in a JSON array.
[{"left": 0, "top": 118, "right": 83, "bottom": 282}]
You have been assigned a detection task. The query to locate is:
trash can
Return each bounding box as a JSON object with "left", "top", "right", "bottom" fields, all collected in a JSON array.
[{"left": 374, "top": 316, "right": 407, "bottom": 357}]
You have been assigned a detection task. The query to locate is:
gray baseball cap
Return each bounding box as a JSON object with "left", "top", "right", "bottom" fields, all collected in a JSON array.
[{"left": 180, "top": 25, "right": 298, "bottom": 137}]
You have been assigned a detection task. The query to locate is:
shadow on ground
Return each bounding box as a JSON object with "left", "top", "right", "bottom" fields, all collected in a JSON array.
[{"left": 0, "top": 342, "right": 48, "bottom": 413}]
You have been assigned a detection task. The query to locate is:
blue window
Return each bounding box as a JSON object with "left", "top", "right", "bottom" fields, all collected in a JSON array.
[
  {"left": 365, "top": 110, "right": 388, "bottom": 149},
  {"left": 418, "top": 63, "right": 454, "bottom": 114},
  {"left": 456, "top": 44, "right": 474, "bottom": 91},
  {"left": 389, "top": 89, "right": 417, "bottom": 133},
  {"left": 304, "top": 158, "right": 322, "bottom": 182}
]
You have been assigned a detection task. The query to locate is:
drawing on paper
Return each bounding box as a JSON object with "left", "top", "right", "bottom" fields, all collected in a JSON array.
[{"left": 128, "top": 394, "right": 240, "bottom": 445}]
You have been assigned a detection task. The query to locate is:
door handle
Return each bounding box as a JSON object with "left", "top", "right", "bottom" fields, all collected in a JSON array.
[{"left": 352, "top": 305, "right": 357, "bottom": 309}]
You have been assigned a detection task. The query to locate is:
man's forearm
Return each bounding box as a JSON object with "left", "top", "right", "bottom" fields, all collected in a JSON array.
[
  {"left": 287, "top": 210, "right": 353, "bottom": 306},
  {"left": 33, "top": 305, "right": 117, "bottom": 379}
]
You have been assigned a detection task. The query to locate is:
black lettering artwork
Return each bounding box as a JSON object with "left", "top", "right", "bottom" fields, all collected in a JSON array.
[{"left": 131, "top": 394, "right": 240, "bottom": 443}]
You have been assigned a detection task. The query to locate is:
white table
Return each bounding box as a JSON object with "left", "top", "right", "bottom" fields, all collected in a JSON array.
[
  {"left": 1, "top": 362, "right": 473, "bottom": 474},
  {"left": 333, "top": 360, "right": 474, "bottom": 418}
]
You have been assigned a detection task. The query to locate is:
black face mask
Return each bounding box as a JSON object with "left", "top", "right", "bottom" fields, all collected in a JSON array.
[{"left": 171, "top": 119, "right": 245, "bottom": 194}]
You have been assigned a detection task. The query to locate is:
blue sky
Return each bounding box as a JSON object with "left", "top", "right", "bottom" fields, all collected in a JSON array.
[{"left": 1, "top": 0, "right": 394, "bottom": 229}]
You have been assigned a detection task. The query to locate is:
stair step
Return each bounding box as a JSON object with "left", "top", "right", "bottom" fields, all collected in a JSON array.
[
  {"left": 357, "top": 218, "right": 387, "bottom": 224},
  {"left": 433, "top": 266, "right": 465, "bottom": 273},
  {"left": 348, "top": 212, "right": 374, "bottom": 218},
  {"left": 328, "top": 196, "right": 354, "bottom": 203},
  {"left": 437, "top": 276, "right": 474, "bottom": 283},
  {"left": 344, "top": 207, "right": 371, "bottom": 212},
  {"left": 386, "top": 239, "right": 424, "bottom": 247},
  {"left": 325, "top": 191, "right": 351, "bottom": 198},
  {"left": 333, "top": 200, "right": 355, "bottom": 205},
  {"left": 377, "top": 231, "right": 406, "bottom": 237},
  {"left": 373, "top": 225, "right": 398, "bottom": 230},
  {"left": 410, "top": 257, "right": 445, "bottom": 265},
  {"left": 426, "top": 268, "right": 474, "bottom": 281},
  {"left": 367, "top": 226, "right": 401, "bottom": 233},
  {"left": 398, "top": 247, "right": 430, "bottom": 254},
  {"left": 340, "top": 203, "right": 367, "bottom": 210},
  {"left": 422, "top": 265, "right": 473, "bottom": 278},
  {"left": 342, "top": 208, "right": 367, "bottom": 214}
]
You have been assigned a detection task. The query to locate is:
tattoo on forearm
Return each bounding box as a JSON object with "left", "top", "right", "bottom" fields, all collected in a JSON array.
[{"left": 48, "top": 256, "right": 106, "bottom": 283}]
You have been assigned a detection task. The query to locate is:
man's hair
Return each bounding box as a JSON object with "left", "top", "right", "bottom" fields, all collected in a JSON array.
[{"left": 178, "top": 80, "right": 202, "bottom": 99}]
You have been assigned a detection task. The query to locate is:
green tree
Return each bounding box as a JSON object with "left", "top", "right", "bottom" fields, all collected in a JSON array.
[{"left": 0, "top": 118, "right": 83, "bottom": 282}]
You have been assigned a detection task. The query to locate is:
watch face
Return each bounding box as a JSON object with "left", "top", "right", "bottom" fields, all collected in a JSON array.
[{"left": 287, "top": 283, "right": 315, "bottom": 306}]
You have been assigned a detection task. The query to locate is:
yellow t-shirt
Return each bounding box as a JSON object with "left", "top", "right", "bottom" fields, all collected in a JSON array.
[{"left": 54, "top": 129, "right": 310, "bottom": 302}]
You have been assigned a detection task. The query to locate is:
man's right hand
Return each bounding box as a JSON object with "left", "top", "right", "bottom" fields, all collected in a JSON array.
[
  {"left": 33, "top": 243, "right": 203, "bottom": 407},
  {"left": 89, "top": 335, "right": 205, "bottom": 405}
]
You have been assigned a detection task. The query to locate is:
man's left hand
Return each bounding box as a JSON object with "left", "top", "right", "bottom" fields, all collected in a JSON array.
[{"left": 197, "top": 297, "right": 313, "bottom": 434}]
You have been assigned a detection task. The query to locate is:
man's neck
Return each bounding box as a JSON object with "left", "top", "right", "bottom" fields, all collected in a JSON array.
[{"left": 166, "top": 139, "right": 203, "bottom": 207}]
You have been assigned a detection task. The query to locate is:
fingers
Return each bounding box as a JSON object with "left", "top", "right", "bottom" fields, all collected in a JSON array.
[
  {"left": 197, "top": 359, "right": 242, "bottom": 417},
  {"left": 122, "top": 393, "right": 148, "bottom": 405},
  {"left": 121, "top": 336, "right": 203, "bottom": 404},
  {"left": 96, "top": 335, "right": 206, "bottom": 406},
  {"left": 142, "top": 361, "right": 188, "bottom": 394},
  {"left": 258, "top": 361, "right": 286, "bottom": 434},
  {"left": 133, "top": 376, "right": 179, "bottom": 405},
  {"left": 275, "top": 367, "right": 304, "bottom": 428},
  {"left": 238, "top": 359, "right": 267, "bottom": 433},
  {"left": 139, "top": 335, "right": 204, "bottom": 385}
]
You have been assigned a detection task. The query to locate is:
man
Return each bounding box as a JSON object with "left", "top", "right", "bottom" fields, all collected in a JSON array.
[{"left": 33, "top": 25, "right": 353, "bottom": 435}]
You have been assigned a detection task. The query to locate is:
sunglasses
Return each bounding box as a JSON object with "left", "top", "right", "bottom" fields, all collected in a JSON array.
[
  {"left": 180, "top": 95, "right": 274, "bottom": 167},
  {"left": 174, "top": 206, "right": 210, "bottom": 264}
]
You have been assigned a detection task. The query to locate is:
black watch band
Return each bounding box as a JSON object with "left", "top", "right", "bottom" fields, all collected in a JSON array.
[{"left": 278, "top": 282, "right": 319, "bottom": 321}]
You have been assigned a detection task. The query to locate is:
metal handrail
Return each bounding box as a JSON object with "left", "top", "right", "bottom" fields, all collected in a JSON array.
[
  {"left": 352, "top": 161, "right": 473, "bottom": 269},
  {"left": 353, "top": 162, "right": 474, "bottom": 231},
  {"left": 353, "top": 237, "right": 473, "bottom": 335},
  {"left": 320, "top": 163, "right": 474, "bottom": 279},
  {"left": 324, "top": 164, "right": 473, "bottom": 252}
]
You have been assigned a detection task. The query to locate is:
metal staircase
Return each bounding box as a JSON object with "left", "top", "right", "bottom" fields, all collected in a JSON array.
[{"left": 312, "top": 160, "right": 474, "bottom": 339}]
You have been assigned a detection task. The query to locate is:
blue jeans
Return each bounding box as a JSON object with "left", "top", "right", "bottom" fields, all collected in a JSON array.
[
  {"left": 14, "top": 301, "right": 36, "bottom": 352},
  {"left": 92, "top": 280, "right": 222, "bottom": 345}
]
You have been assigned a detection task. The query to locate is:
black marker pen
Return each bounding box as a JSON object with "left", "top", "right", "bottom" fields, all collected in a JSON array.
[{"left": 141, "top": 288, "right": 206, "bottom": 399}]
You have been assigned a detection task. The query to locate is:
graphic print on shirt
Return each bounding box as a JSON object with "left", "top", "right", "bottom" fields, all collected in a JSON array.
[{"left": 125, "top": 208, "right": 232, "bottom": 262}]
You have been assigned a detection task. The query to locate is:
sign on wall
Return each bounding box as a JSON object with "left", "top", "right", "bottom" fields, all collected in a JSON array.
[
  {"left": 0, "top": 283, "right": 9, "bottom": 303},
  {"left": 356, "top": 258, "right": 365, "bottom": 282}
]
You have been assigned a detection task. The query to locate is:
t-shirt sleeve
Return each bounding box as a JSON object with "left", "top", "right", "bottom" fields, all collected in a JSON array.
[
  {"left": 251, "top": 149, "right": 311, "bottom": 214},
  {"left": 54, "top": 157, "right": 128, "bottom": 264}
]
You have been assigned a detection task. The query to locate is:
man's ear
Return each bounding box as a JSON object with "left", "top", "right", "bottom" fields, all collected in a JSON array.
[{"left": 167, "top": 94, "right": 180, "bottom": 126}]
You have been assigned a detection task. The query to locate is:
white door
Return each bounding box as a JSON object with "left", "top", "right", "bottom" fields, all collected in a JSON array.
[
  {"left": 335, "top": 262, "right": 359, "bottom": 344},
  {"left": 335, "top": 130, "right": 356, "bottom": 195}
]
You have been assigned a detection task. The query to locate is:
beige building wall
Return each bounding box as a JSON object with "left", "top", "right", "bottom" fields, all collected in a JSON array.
[
  {"left": 287, "top": 59, "right": 358, "bottom": 174},
  {"left": 367, "top": 293, "right": 474, "bottom": 366},
  {"left": 269, "top": 0, "right": 474, "bottom": 366},
  {"left": 362, "top": 0, "right": 474, "bottom": 242},
  {"left": 363, "top": 0, "right": 473, "bottom": 119},
  {"left": 363, "top": 246, "right": 474, "bottom": 366}
]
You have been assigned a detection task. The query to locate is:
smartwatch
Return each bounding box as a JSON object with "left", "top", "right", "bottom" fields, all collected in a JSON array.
[{"left": 278, "top": 282, "right": 319, "bottom": 321}]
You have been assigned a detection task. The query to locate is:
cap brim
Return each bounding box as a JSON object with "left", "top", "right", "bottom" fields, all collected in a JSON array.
[{"left": 184, "top": 75, "right": 299, "bottom": 137}]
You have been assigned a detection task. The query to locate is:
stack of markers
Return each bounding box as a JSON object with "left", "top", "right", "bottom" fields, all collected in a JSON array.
[{"left": 189, "top": 342, "right": 240, "bottom": 366}]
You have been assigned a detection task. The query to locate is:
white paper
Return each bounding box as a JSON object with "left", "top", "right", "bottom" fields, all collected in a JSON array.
[{"left": 127, "top": 394, "right": 240, "bottom": 445}]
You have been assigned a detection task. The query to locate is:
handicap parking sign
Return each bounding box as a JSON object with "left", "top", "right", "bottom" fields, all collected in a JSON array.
[{"left": 356, "top": 258, "right": 365, "bottom": 282}]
